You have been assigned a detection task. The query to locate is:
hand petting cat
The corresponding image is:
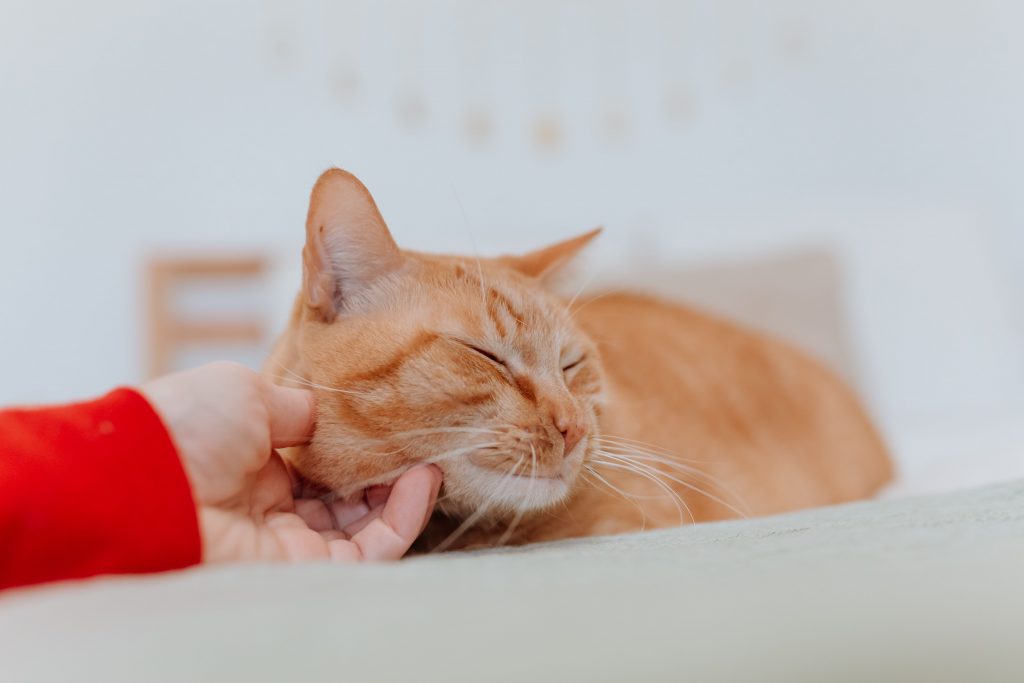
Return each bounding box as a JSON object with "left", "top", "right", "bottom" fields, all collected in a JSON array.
[
  {"left": 141, "top": 362, "right": 443, "bottom": 563},
  {"left": 0, "top": 361, "right": 442, "bottom": 590}
]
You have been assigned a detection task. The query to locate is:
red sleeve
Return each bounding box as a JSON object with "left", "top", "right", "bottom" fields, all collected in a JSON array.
[{"left": 0, "top": 389, "right": 201, "bottom": 590}]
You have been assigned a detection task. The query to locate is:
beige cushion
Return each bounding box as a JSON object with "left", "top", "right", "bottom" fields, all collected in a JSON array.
[{"left": 591, "top": 247, "right": 861, "bottom": 383}]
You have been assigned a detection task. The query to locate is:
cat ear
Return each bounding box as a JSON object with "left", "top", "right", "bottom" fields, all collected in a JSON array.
[
  {"left": 302, "top": 169, "right": 404, "bottom": 322},
  {"left": 499, "top": 228, "right": 602, "bottom": 282}
]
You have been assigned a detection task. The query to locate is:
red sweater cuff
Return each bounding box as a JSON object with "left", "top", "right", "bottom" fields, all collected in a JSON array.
[{"left": 0, "top": 389, "right": 201, "bottom": 590}]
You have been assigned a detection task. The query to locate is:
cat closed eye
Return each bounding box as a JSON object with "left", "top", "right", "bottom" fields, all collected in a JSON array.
[
  {"left": 562, "top": 356, "right": 585, "bottom": 373},
  {"left": 466, "top": 344, "right": 507, "bottom": 368}
]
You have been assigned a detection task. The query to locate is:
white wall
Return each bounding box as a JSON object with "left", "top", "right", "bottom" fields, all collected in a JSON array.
[{"left": 1, "top": 1, "right": 1022, "bottom": 451}]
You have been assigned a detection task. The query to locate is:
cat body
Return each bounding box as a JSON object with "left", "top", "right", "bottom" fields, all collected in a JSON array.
[
  {"left": 416, "top": 292, "right": 891, "bottom": 548},
  {"left": 269, "top": 169, "right": 892, "bottom": 551}
]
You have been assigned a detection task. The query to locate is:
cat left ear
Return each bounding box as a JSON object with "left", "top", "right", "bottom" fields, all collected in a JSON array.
[
  {"left": 499, "top": 228, "right": 602, "bottom": 282},
  {"left": 302, "top": 169, "right": 404, "bottom": 322}
]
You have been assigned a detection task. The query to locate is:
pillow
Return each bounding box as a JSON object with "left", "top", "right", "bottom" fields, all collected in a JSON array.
[{"left": 588, "top": 247, "right": 861, "bottom": 383}]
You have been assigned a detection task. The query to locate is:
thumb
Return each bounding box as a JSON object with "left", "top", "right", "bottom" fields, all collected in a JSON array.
[{"left": 263, "top": 384, "right": 316, "bottom": 447}]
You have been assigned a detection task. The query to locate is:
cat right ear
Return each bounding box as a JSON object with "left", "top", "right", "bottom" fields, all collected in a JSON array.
[
  {"left": 302, "top": 169, "right": 404, "bottom": 322},
  {"left": 498, "top": 228, "right": 602, "bottom": 283}
]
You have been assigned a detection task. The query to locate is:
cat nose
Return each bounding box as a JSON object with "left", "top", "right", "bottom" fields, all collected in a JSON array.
[{"left": 554, "top": 412, "right": 586, "bottom": 455}]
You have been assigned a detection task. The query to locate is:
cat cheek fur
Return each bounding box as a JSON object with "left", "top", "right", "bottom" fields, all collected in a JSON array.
[
  {"left": 281, "top": 318, "right": 603, "bottom": 515},
  {"left": 343, "top": 352, "right": 600, "bottom": 514}
]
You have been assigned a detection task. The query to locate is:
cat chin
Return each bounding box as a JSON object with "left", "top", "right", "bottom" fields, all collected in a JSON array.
[
  {"left": 437, "top": 438, "right": 591, "bottom": 517},
  {"left": 437, "top": 460, "right": 577, "bottom": 517}
]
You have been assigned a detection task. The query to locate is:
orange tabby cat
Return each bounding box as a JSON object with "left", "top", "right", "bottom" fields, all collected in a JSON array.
[{"left": 268, "top": 169, "right": 892, "bottom": 551}]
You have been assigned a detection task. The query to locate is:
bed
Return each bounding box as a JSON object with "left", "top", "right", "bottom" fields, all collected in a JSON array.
[
  {"left": 5, "top": 248, "right": 1021, "bottom": 681},
  {"left": 2, "top": 480, "right": 1023, "bottom": 681}
]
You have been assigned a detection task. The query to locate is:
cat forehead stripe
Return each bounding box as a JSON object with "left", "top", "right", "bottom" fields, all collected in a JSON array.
[
  {"left": 486, "top": 287, "right": 526, "bottom": 337},
  {"left": 343, "top": 332, "right": 440, "bottom": 385}
]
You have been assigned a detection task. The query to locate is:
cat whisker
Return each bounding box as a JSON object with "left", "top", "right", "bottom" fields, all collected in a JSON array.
[
  {"left": 595, "top": 434, "right": 713, "bottom": 464},
  {"left": 281, "top": 436, "right": 417, "bottom": 460},
  {"left": 391, "top": 426, "right": 502, "bottom": 439},
  {"left": 597, "top": 445, "right": 709, "bottom": 477},
  {"left": 567, "top": 290, "right": 622, "bottom": 317},
  {"left": 496, "top": 444, "right": 537, "bottom": 546},
  {"left": 617, "top": 453, "right": 750, "bottom": 516},
  {"left": 264, "top": 370, "right": 372, "bottom": 398},
  {"left": 589, "top": 456, "right": 692, "bottom": 525},
  {"left": 449, "top": 181, "right": 490, "bottom": 312},
  {"left": 595, "top": 444, "right": 737, "bottom": 500},
  {"left": 327, "top": 441, "right": 502, "bottom": 499},
  {"left": 433, "top": 454, "right": 528, "bottom": 553},
  {"left": 268, "top": 361, "right": 309, "bottom": 386},
  {"left": 595, "top": 450, "right": 748, "bottom": 520},
  {"left": 419, "top": 441, "right": 503, "bottom": 469},
  {"left": 564, "top": 269, "right": 600, "bottom": 311},
  {"left": 582, "top": 466, "right": 671, "bottom": 501},
  {"left": 582, "top": 465, "right": 650, "bottom": 529},
  {"left": 593, "top": 438, "right": 751, "bottom": 515}
]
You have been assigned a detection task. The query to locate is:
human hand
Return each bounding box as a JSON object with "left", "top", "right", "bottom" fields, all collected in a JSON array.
[{"left": 140, "top": 362, "right": 441, "bottom": 563}]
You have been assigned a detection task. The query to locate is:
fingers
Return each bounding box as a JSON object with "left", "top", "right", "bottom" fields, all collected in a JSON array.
[
  {"left": 334, "top": 485, "right": 393, "bottom": 536},
  {"left": 249, "top": 451, "right": 297, "bottom": 515},
  {"left": 289, "top": 465, "right": 443, "bottom": 563},
  {"left": 263, "top": 383, "right": 316, "bottom": 447},
  {"left": 293, "top": 499, "right": 338, "bottom": 532},
  {"left": 365, "top": 484, "right": 392, "bottom": 509},
  {"left": 349, "top": 465, "right": 442, "bottom": 561},
  {"left": 293, "top": 481, "right": 413, "bottom": 536}
]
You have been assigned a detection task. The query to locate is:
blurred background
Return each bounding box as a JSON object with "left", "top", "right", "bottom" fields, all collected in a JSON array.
[{"left": 1, "top": 0, "right": 1022, "bottom": 493}]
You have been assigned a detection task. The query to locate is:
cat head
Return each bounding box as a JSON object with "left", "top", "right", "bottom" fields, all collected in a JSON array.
[{"left": 272, "top": 169, "right": 604, "bottom": 518}]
